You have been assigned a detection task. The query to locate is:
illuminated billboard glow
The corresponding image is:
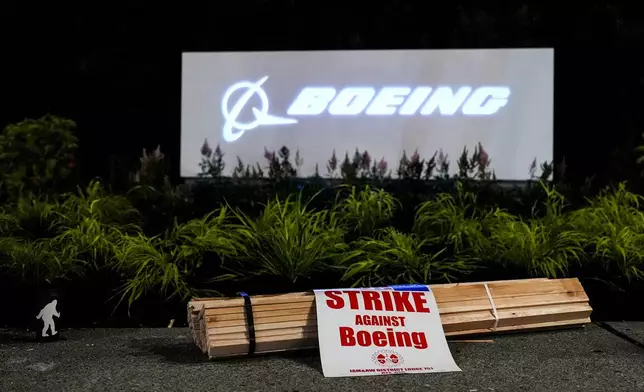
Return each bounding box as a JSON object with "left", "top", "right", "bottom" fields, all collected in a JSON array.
[{"left": 181, "top": 49, "right": 553, "bottom": 181}]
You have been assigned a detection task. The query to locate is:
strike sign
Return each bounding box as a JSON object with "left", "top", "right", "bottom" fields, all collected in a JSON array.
[{"left": 313, "top": 286, "right": 461, "bottom": 377}]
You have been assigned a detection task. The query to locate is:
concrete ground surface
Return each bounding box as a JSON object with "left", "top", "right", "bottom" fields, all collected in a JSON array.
[
  {"left": 606, "top": 321, "right": 644, "bottom": 347},
  {"left": 1, "top": 323, "right": 643, "bottom": 392}
]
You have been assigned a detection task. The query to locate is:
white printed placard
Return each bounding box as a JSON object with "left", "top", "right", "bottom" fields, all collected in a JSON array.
[{"left": 313, "top": 286, "right": 461, "bottom": 377}]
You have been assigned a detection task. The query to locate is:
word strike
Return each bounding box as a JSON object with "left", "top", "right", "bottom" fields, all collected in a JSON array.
[{"left": 324, "top": 290, "right": 431, "bottom": 313}]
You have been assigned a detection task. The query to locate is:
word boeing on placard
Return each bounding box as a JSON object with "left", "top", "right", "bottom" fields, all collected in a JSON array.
[{"left": 323, "top": 290, "right": 430, "bottom": 350}]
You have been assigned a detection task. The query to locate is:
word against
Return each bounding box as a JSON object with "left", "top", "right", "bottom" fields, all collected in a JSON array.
[
  {"left": 313, "top": 288, "right": 461, "bottom": 378},
  {"left": 287, "top": 86, "right": 511, "bottom": 116}
]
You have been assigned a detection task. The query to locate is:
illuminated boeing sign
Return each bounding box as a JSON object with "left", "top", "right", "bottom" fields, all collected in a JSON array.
[
  {"left": 182, "top": 50, "right": 553, "bottom": 181},
  {"left": 221, "top": 76, "right": 511, "bottom": 143}
]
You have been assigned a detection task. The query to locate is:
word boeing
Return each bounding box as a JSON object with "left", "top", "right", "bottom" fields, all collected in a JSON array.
[
  {"left": 323, "top": 290, "right": 431, "bottom": 350},
  {"left": 220, "top": 76, "right": 511, "bottom": 143},
  {"left": 287, "top": 85, "right": 511, "bottom": 117}
]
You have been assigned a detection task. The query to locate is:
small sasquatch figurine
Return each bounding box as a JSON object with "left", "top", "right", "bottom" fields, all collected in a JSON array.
[{"left": 36, "top": 299, "right": 61, "bottom": 337}]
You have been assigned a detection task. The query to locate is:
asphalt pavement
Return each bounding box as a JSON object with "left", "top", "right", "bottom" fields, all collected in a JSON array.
[{"left": 1, "top": 323, "right": 643, "bottom": 392}]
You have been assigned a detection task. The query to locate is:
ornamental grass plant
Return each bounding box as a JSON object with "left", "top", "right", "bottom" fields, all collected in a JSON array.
[
  {"left": 3, "top": 179, "right": 644, "bottom": 311},
  {"left": 0, "top": 116, "right": 643, "bottom": 320}
]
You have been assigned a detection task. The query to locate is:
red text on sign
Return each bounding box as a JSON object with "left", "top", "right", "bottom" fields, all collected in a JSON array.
[
  {"left": 324, "top": 290, "right": 430, "bottom": 313},
  {"left": 355, "top": 315, "right": 406, "bottom": 327},
  {"left": 339, "top": 326, "right": 429, "bottom": 349}
]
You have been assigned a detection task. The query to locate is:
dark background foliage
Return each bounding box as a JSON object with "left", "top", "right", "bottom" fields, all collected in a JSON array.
[{"left": 1, "top": 2, "right": 644, "bottom": 192}]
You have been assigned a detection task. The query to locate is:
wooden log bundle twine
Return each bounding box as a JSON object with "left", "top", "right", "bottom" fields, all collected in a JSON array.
[{"left": 188, "top": 278, "right": 592, "bottom": 359}]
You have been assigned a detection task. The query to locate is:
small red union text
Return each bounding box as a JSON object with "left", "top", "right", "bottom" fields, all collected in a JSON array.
[
  {"left": 324, "top": 290, "right": 430, "bottom": 313},
  {"left": 339, "top": 326, "right": 428, "bottom": 349},
  {"left": 355, "top": 314, "right": 406, "bottom": 327}
]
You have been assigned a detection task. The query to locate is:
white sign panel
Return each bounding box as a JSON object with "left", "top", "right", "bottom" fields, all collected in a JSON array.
[
  {"left": 181, "top": 49, "right": 553, "bottom": 180},
  {"left": 313, "top": 287, "right": 461, "bottom": 377}
]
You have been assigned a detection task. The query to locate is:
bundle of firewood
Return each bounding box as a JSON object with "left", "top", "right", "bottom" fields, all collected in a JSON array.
[{"left": 188, "top": 278, "right": 592, "bottom": 359}]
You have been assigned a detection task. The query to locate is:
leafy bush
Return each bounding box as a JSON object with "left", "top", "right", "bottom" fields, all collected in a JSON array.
[
  {"left": 10, "top": 196, "right": 61, "bottom": 239},
  {"left": 570, "top": 183, "right": 644, "bottom": 281},
  {"left": 127, "top": 146, "right": 190, "bottom": 236},
  {"left": 333, "top": 185, "right": 399, "bottom": 238},
  {"left": 221, "top": 192, "right": 358, "bottom": 285},
  {"left": 0, "top": 115, "right": 78, "bottom": 200},
  {"left": 488, "top": 219, "right": 585, "bottom": 278},
  {"left": 343, "top": 227, "right": 473, "bottom": 287},
  {"left": 0, "top": 236, "right": 85, "bottom": 285},
  {"left": 112, "top": 207, "right": 239, "bottom": 306},
  {"left": 1, "top": 117, "right": 643, "bottom": 317},
  {"left": 52, "top": 180, "right": 140, "bottom": 271},
  {"left": 486, "top": 182, "right": 585, "bottom": 278},
  {"left": 413, "top": 182, "right": 509, "bottom": 257}
]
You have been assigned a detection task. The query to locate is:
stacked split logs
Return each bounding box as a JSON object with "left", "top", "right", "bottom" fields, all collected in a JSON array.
[{"left": 188, "top": 278, "right": 592, "bottom": 359}]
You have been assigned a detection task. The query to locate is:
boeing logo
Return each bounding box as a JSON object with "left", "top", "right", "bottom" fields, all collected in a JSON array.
[
  {"left": 221, "top": 76, "right": 511, "bottom": 143},
  {"left": 221, "top": 76, "right": 298, "bottom": 143}
]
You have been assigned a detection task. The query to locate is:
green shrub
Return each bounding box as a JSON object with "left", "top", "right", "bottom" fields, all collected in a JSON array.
[
  {"left": 0, "top": 115, "right": 78, "bottom": 200},
  {"left": 4, "top": 126, "right": 644, "bottom": 311},
  {"left": 332, "top": 185, "right": 399, "bottom": 237},
  {"left": 412, "top": 181, "right": 510, "bottom": 256},
  {"left": 46, "top": 180, "right": 141, "bottom": 271},
  {"left": 112, "top": 207, "right": 239, "bottom": 306},
  {"left": 222, "top": 192, "right": 359, "bottom": 284},
  {"left": 486, "top": 181, "right": 585, "bottom": 278},
  {"left": 57, "top": 180, "right": 140, "bottom": 228},
  {"left": 342, "top": 227, "right": 473, "bottom": 287},
  {"left": 570, "top": 183, "right": 644, "bottom": 281},
  {"left": 11, "top": 196, "right": 60, "bottom": 239},
  {"left": 0, "top": 205, "right": 18, "bottom": 235},
  {"left": 488, "top": 218, "right": 585, "bottom": 278},
  {"left": 0, "top": 236, "right": 86, "bottom": 286},
  {"left": 0, "top": 181, "right": 143, "bottom": 287}
]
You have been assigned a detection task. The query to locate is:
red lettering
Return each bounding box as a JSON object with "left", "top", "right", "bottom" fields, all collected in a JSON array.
[
  {"left": 395, "top": 330, "right": 412, "bottom": 347},
  {"left": 381, "top": 291, "right": 394, "bottom": 311},
  {"left": 372, "top": 331, "right": 387, "bottom": 347},
  {"left": 412, "top": 331, "right": 428, "bottom": 349},
  {"left": 387, "top": 329, "right": 397, "bottom": 346},
  {"left": 325, "top": 291, "right": 344, "bottom": 309},
  {"left": 358, "top": 315, "right": 405, "bottom": 326},
  {"left": 338, "top": 327, "right": 428, "bottom": 349},
  {"left": 346, "top": 291, "right": 360, "bottom": 310},
  {"left": 362, "top": 291, "right": 383, "bottom": 311},
  {"left": 412, "top": 292, "right": 430, "bottom": 313},
  {"left": 339, "top": 327, "right": 355, "bottom": 346},
  {"left": 392, "top": 291, "right": 415, "bottom": 312},
  {"left": 356, "top": 331, "right": 371, "bottom": 346},
  {"left": 326, "top": 291, "right": 431, "bottom": 312}
]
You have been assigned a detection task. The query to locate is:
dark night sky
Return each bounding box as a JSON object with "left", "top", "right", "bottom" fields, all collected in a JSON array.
[{"left": 1, "top": 2, "right": 644, "bottom": 187}]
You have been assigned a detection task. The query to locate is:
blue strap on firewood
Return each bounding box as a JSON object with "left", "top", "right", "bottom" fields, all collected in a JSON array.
[{"left": 238, "top": 292, "right": 256, "bottom": 356}]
